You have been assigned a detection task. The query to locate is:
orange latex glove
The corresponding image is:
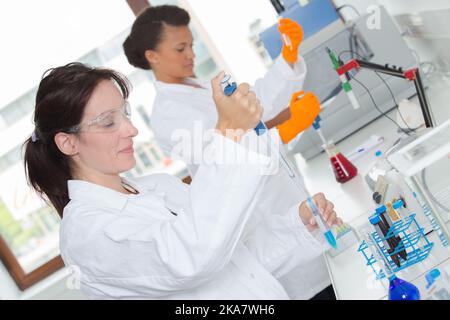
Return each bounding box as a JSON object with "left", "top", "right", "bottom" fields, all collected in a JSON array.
[
  {"left": 278, "top": 18, "right": 304, "bottom": 64},
  {"left": 277, "top": 90, "right": 321, "bottom": 144}
]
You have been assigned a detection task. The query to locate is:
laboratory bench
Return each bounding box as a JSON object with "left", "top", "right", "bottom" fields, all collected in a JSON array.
[
  {"left": 325, "top": 214, "right": 450, "bottom": 300},
  {"left": 293, "top": 75, "right": 450, "bottom": 300},
  {"left": 2, "top": 75, "right": 449, "bottom": 301}
]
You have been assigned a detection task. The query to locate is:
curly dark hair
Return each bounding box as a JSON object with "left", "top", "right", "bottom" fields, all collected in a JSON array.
[{"left": 123, "top": 5, "right": 190, "bottom": 70}]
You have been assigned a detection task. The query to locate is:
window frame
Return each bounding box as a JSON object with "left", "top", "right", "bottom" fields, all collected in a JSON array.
[{"left": 0, "top": 235, "right": 64, "bottom": 291}]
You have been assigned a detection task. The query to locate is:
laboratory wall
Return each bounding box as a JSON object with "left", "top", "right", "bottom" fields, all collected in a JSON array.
[{"left": 335, "top": 0, "right": 450, "bottom": 71}]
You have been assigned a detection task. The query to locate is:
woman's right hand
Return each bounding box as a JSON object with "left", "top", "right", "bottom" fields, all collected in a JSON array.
[{"left": 211, "top": 71, "right": 263, "bottom": 141}]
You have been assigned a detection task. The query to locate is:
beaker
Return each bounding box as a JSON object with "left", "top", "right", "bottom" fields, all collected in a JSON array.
[{"left": 323, "top": 141, "right": 358, "bottom": 183}]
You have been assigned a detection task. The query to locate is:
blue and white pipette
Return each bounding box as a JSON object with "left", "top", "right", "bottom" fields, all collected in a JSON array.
[
  {"left": 221, "top": 75, "right": 337, "bottom": 249},
  {"left": 312, "top": 115, "right": 327, "bottom": 144}
]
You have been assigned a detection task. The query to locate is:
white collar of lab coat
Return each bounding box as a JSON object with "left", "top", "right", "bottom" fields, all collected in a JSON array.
[
  {"left": 67, "top": 178, "right": 148, "bottom": 211},
  {"left": 154, "top": 77, "right": 210, "bottom": 94}
]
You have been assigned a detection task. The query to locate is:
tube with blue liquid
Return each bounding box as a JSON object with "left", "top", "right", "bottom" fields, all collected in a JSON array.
[{"left": 220, "top": 75, "right": 337, "bottom": 249}]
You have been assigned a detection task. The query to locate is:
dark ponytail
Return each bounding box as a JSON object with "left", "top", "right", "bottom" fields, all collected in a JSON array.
[
  {"left": 123, "top": 5, "right": 190, "bottom": 70},
  {"left": 23, "top": 62, "right": 130, "bottom": 217}
]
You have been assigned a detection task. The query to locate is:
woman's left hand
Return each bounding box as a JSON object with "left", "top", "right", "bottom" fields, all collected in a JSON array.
[
  {"left": 278, "top": 18, "right": 304, "bottom": 64},
  {"left": 299, "top": 193, "right": 343, "bottom": 232}
]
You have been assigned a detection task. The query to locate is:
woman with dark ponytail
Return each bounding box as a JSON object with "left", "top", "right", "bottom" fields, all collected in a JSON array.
[
  {"left": 123, "top": 5, "right": 338, "bottom": 300},
  {"left": 23, "top": 62, "right": 334, "bottom": 299},
  {"left": 23, "top": 63, "right": 131, "bottom": 217}
]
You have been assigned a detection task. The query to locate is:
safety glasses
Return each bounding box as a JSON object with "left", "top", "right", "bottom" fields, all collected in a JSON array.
[{"left": 67, "top": 101, "right": 132, "bottom": 134}]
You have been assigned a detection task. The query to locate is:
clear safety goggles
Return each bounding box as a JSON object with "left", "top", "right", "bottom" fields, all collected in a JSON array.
[{"left": 68, "top": 101, "right": 132, "bottom": 134}]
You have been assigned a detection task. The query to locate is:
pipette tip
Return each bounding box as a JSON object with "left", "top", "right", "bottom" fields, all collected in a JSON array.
[{"left": 324, "top": 230, "right": 337, "bottom": 249}]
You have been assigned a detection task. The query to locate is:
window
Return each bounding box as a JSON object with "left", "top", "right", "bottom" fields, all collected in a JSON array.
[
  {"left": 150, "top": 148, "right": 162, "bottom": 162},
  {"left": 0, "top": 89, "right": 37, "bottom": 129},
  {"left": 133, "top": 142, "right": 163, "bottom": 173},
  {"left": 0, "top": 200, "right": 60, "bottom": 274},
  {"left": 0, "top": 145, "right": 21, "bottom": 175},
  {"left": 195, "top": 58, "right": 218, "bottom": 79},
  {"left": 0, "top": 0, "right": 136, "bottom": 291},
  {"left": 137, "top": 105, "right": 152, "bottom": 129},
  {"left": 138, "top": 150, "right": 152, "bottom": 168},
  {"left": 0, "top": 164, "right": 63, "bottom": 290}
]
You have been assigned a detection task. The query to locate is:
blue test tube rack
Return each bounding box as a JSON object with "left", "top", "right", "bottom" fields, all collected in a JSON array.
[{"left": 357, "top": 213, "right": 434, "bottom": 280}]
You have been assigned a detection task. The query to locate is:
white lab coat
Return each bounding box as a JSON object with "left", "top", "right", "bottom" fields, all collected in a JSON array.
[
  {"left": 150, "top": 56, "right": 332, "bottom": 299},
  {"left": 59, "top": 133, "right": 328, "bottom": 299}
]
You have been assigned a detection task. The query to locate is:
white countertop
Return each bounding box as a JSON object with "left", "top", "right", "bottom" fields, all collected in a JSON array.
[
  {"left": 292, "top": 75, "right": 450, "bottom": 300},
  {"left": 3, "top": 74, "right": 449, "bottom": 301}
]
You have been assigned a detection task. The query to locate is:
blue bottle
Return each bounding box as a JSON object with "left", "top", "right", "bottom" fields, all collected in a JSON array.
[{"left": 388, "top": 275, "right": 421, "bottom": 300}]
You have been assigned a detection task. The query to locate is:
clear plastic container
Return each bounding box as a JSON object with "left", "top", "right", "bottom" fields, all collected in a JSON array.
[{"left": 424, "top": 268, "right": 450, "bottom": 300}]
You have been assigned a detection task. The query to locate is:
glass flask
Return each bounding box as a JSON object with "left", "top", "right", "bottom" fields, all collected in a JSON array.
[{"left": 323, "top": 141, "right": 358, "bottom": 183}]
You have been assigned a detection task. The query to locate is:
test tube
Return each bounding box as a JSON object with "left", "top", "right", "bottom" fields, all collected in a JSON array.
[
  {"left": 376, "top": 205, "right": 394, "bottom": 228},
  {"left": 392, "top": 199, "right": 409, "bottom": 220},
  {"left": 369, "top": 213, "right": 401, "bottom": 267},
  {"left": 393, "top": 199, "right": 421, "bottom": 245},
  {"left": 376, "top": 205, "right": 407, "bottom": 261},
  {"left": 386, "top": 201, "right": 401, "bottom": 222},
  {"left": 281, "top": 33, "right": 293, "bottom": 51}
]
